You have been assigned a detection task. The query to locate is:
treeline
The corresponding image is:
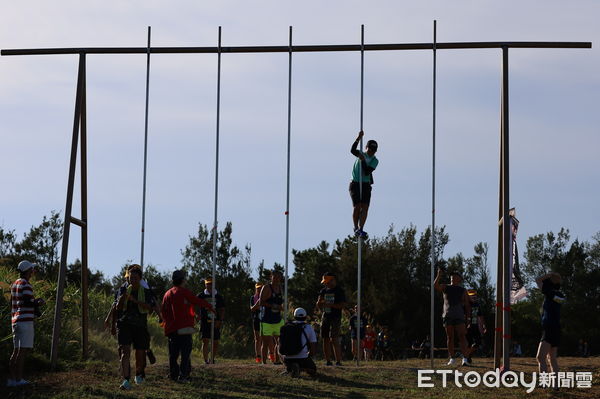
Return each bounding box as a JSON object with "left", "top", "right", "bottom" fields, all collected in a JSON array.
[{"left": 1, "top": 212, "right": 599, "bottom": 360}]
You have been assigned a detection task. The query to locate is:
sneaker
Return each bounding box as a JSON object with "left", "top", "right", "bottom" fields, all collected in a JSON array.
[
  {"left": 16, "top": 379, "right": 31, "bottom": 387},
  {"left": 359, "top": 229, "right": 368, "bottom": 239},
  {"left": 178, "top": 376, "right": 190, "bottom": 383},
  {"left": 204, "top": 360, "right": 210, "bottom": 365},
  {"left": 325, "top": 361, "right": 333, "bottom": 366},
  {"left": 447, "top": 357, "right": 456, "bottom": 366},
  {"left": 461, "top": 357, "right": 471, "bottom": 366},
  {"left": 255, "top": 357, "right": 262, "bottom": 364},
  {"left": 335, "top": 361, "right": 343, "bottom": 367},
  {"left": 354, "top": 228, "right": 361, "bottom": 237},
  {"left": 7, "top": 379, "right": 17, "bottom": 388},
  {"left": 146, "top": 349, "right": 156, "bottom": 365},
  {"left": 134, "top": 375, "right": 144, "bottom": 385},
  {"left": 290, "top": 363, "right": 300, "bottom": 378},
  {"left": 119, "top": 379, "right": 132, "bottom": 390}
]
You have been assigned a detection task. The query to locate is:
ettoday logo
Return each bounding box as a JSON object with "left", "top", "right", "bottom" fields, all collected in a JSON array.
[{"left": 417, "top": 369, "right": 593, "bottom": 393}]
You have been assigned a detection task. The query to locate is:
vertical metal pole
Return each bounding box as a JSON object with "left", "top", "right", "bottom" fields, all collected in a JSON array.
[
  {"left": 284, "top": 26, "right": 293, "bottom": 321},
  {"left": 430, "top": 20, "right": 437, "bottom": 369},
  {"left": 140, "top": 26, "right": 151, "bottom": 268},
  {"left": 356, "top": 23, "right": 364, "bottom": 367},
  {"left": 494, "top": 48, "right": 506, "bottom": 370},
  {"left": 80, "top": 53, "right": 89, "bottom": 360},
  {"left": 210, "top": 26, "right": 222, "bottom": 365},
  {"left": 501, "top": 46, "right": 511, "bottom": 372},
  {"left": 51, "top": 53, "right": 85, "bottom": 370}
]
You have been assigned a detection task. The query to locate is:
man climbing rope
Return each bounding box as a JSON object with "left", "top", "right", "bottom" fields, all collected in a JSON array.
[{"left": 350, "top": 130, "right": 379, "bottom": 238}]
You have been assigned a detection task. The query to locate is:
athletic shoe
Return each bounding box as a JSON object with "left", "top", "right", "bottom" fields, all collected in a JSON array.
[
  {"left": 354, "top": 228, "right": 361, "bottom": 237},
  {"left": 6, "top": 379, "right": 16, "bottom": 388},
  {"left": 119, "top": 379, "right": 132, "bottom": 390},
  {"left": 335, "top": 361, "right": 343, "bottom": 367},
  {"left": 461, "top": 357, "right": 471, "bottom": 366},
  {"left": 325, "top": 361, "right": 333, "bottom": 366},
  {"left": 290, "top": 363, "right": 300, "bottom": 378},
  {"left": 134, "top": 375, "right": 144, "bottom": 385},
  {"left": 15, "top": 379, "right": 31, "bottom": 387},
  {"left": 146, "top": 349, "right": 156, "bottom": 365},
  {"left": 255, "top": 357, "right": 262, "bottom": 364},
  {"left": 447, "top": 357, "right": 456, "bottom": 366},
  {"left": 205, "top": 360, "right": 210, "bottom": 365},
  {"left": 359, "top": 230, "right": 368, "bottom": 239},
  {"left": 178, "top": 376, "right": 190, "bottom": 384},
  {"left": 467, "top": 357, "right": 473, "bottom": 365}
]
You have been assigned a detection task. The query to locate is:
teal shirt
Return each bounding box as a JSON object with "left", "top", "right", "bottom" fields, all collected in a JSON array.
[{"left": 352, "top": 152, "right": 379, "bottom": 183}]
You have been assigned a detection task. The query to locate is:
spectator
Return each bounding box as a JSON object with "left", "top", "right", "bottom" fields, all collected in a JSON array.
[
  {"left": 197, "top": 278, "right": 225, "bottom": 364},
  {"left": 463, "top": 290, "right": 487, "bottom": 365},
  {"left": 535, "top": 272, "right": 564, "bottom": 375},
  {"left": 279, "top": 308, "right": 318, "bottom": 378},
  {"left": 316, "top": 272, "right": 347, "bottom": 366},
  {"left": 259, "top": 270, "right": 285, "bottom": 364},
  {"left": 250, "top": 283, "right": 263, "bottom": 363},
  {"left": 363, "top": 325, "right": 376, "bottom": 361},
  {"left": 161, "top": 270, "right": 214, "bottom": 382},
  {"left": 349, "top": 305, "right": 366, "bottom": 361},
  {"left": 7, "top": 261, "right": 45, "bottom": 388}
]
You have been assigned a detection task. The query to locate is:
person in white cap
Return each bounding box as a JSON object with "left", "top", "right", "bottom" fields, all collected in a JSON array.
[
  {"left": 7, "top": 260, "right": 45, "bottom": 388},
  {"left": 278, "top": 308, "right": 317, "bottom": 378}
]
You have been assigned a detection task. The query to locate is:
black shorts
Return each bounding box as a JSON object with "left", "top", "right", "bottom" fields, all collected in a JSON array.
[
  {"left": 466, "top": 326, "right": 482, "bottom": 347},
  {"left": 200, "top": 322, "right": 221, "bottom": 340},
  {"left": 349, "top": 181, "right": 372, "bottom": 206},
  {"left": 442, "top": 316, "right": 465, "bottom": 328},
  {"left": 321, "top": 317, "right": 341, "bottom": 339},
  {"left": 117, "top": 323, "right": 150, "bottom": 350},
  {"left": 252, "top": 318, "right": 261, "bottom": 332},
  {"left": 541, "top": 324, "right": 560, "bottom": 347}
]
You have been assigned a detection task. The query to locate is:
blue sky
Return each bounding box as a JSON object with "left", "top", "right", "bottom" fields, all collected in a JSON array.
[{"left": 1, "top": 1, "right": 599, "bottom": 282}]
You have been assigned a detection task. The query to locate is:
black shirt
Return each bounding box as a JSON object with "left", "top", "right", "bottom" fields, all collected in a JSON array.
[
  {"left": 319, "top": 286, "right": 346, "bottom": 319},
  {"left": 541, "top": 279, "right": 563, "bottom": 327},
  {"left": 197, "top": 291, "right": 225, "bottom": 323}
]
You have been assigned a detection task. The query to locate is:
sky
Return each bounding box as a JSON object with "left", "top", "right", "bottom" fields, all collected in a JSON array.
[{"left": 1, "top": 1, "right": 599, "bottom": 283}]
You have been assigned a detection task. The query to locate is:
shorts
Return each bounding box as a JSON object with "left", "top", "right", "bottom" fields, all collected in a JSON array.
[
  {"left": 261, "top": 319, "right": 284, "bottom": 336},
  {"left": 541, "top": 324, "right": 561, "bottom": 347},
  {"left": 321, "top": 317, "right": 341, "bottom": 339},
  {"left": 349, "top": 181, "right": 372, "bottom": 206},
  {"left": 117, "top": 323, "right": 150, "bottom": 350},
  {"left": 253, "top": 318, "right": 261, "bottom": 332},
  {"left": 466, "top": 326, "right": 482, "bottom": 347},
  {"left": 12, "top": 322, "right": 34, "bottom": 349},
  {"left": 200, "top": 322, "right": 221, "bottom": 340},
  {"left": 443, "top": 316, "right": 465, "bottom": 327}
]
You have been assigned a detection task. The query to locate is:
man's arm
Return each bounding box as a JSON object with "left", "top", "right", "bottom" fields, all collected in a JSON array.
[
  {"left": 535, "top": 272, "right": 555, "bottom": 289},
  {"left": 463, "top": 291, "right": 472, "bottom": 327},
  {"left": 434, "top": 269, "right": 446, "bottom": 292},
  {"left": 351, "top": 131, "right": 363, "bottom": 157},
  {"left": 186, "top": 290, "right": 216, "bottom": 313}
]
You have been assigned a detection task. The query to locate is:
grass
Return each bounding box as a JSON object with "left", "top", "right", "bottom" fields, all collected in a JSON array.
[{"left": 4, "top": 355, "right": 600, "bottom": 399}]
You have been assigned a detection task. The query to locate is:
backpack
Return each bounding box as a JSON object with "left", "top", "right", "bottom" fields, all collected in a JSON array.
[{"left": 279, "top": 322, "right": 309, "bottom": 356}]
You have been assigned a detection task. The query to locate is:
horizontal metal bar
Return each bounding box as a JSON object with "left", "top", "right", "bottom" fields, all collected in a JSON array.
[
  {"left": 70, "top": 216, "right": 87, "bottom": 228},
  {"left": 1, "top": 41, "right": 591, "bottom": 56}
]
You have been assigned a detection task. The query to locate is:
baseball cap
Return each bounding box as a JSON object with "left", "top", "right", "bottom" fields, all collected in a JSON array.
[
  {"left": 467, "top": 289, "right": 478, "bottom": 296},
  {"left": 172, "top": 269, "right": 186, "bottom": 281},
  {"left": 18, "top": 260, "right": 36, "bottom": 272},
  {"left": 294, "top": 307, "right": 307, "bottom": 319},
  {"left": 321, "top": 272, "right": 336, "bottom": 284}
]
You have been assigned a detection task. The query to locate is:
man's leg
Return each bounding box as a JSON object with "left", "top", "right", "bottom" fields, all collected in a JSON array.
[
  {"left": 180, "top": 335, "right": 193, "bottom": 378},
  {"left": 135, "top": 349, "right": 146, "bottom": 377},
  {"left": 167, "top": 334, "right": 180, "bottom": 380},
  {"left": 359, "top": 204, "right": 369, "bottom": 230},
  {"left": 323, "top": 338, "right": 332, "bottom": 362},
  {"left": 119, "top": 345, "right": 131, "bottom": 380},
  {"left": 9, "top": 348, "right": 19, "bottom": 381},
  {"left": 202, "top": 338, "right": 210, "bottom": 363},
  {"left": 333, "top": 338, "right": 343, "bottom": 363},
  {"left": 353, "top": 205, "right": 361, "bottom": 231},
  {"left": 445, "top": 326, "right": 455, "bottom": 358},
  {"left": 548, "top": 346, "right": 559, "bottom": 373},
  {"left": 14, "top": 348, "right": 30, "bottom": 382},
  {"left": 536, "top": 341, "right": 551, "bottom": 373},
  {"left": 212, "top": 340, "right": 220, "bottom": 361},
  {"left": 261, "top": 335, "right": 271, "bottom": 364},
  {"left": 455, "top": 324, "right": 468, "bottom": 358}
]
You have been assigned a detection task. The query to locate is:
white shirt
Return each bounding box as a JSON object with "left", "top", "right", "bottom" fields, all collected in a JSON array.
[{"left": 285, "top": 321, "right": 317, "bottom": 359}]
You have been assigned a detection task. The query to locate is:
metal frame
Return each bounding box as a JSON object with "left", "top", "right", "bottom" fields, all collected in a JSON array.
[{"left": 2, "top": 35, "right": 590, "bottom": 371}]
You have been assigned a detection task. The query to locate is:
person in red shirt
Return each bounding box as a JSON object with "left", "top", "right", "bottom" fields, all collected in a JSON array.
[
  {"left": 362, "top": 324, "right": 376, "bottom": 361},
  {"left": 161, "top": 270, "right": 214, "bottom": 382}
]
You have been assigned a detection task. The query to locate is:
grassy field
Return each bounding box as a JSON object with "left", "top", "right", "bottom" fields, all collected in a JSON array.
[{"left": 5, "top": 355, "right": 600, "bottom": 399}]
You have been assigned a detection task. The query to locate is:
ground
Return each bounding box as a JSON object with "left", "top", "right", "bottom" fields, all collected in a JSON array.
[{"left": 5, "top": 356, "right": 600, "bottom": 399}]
